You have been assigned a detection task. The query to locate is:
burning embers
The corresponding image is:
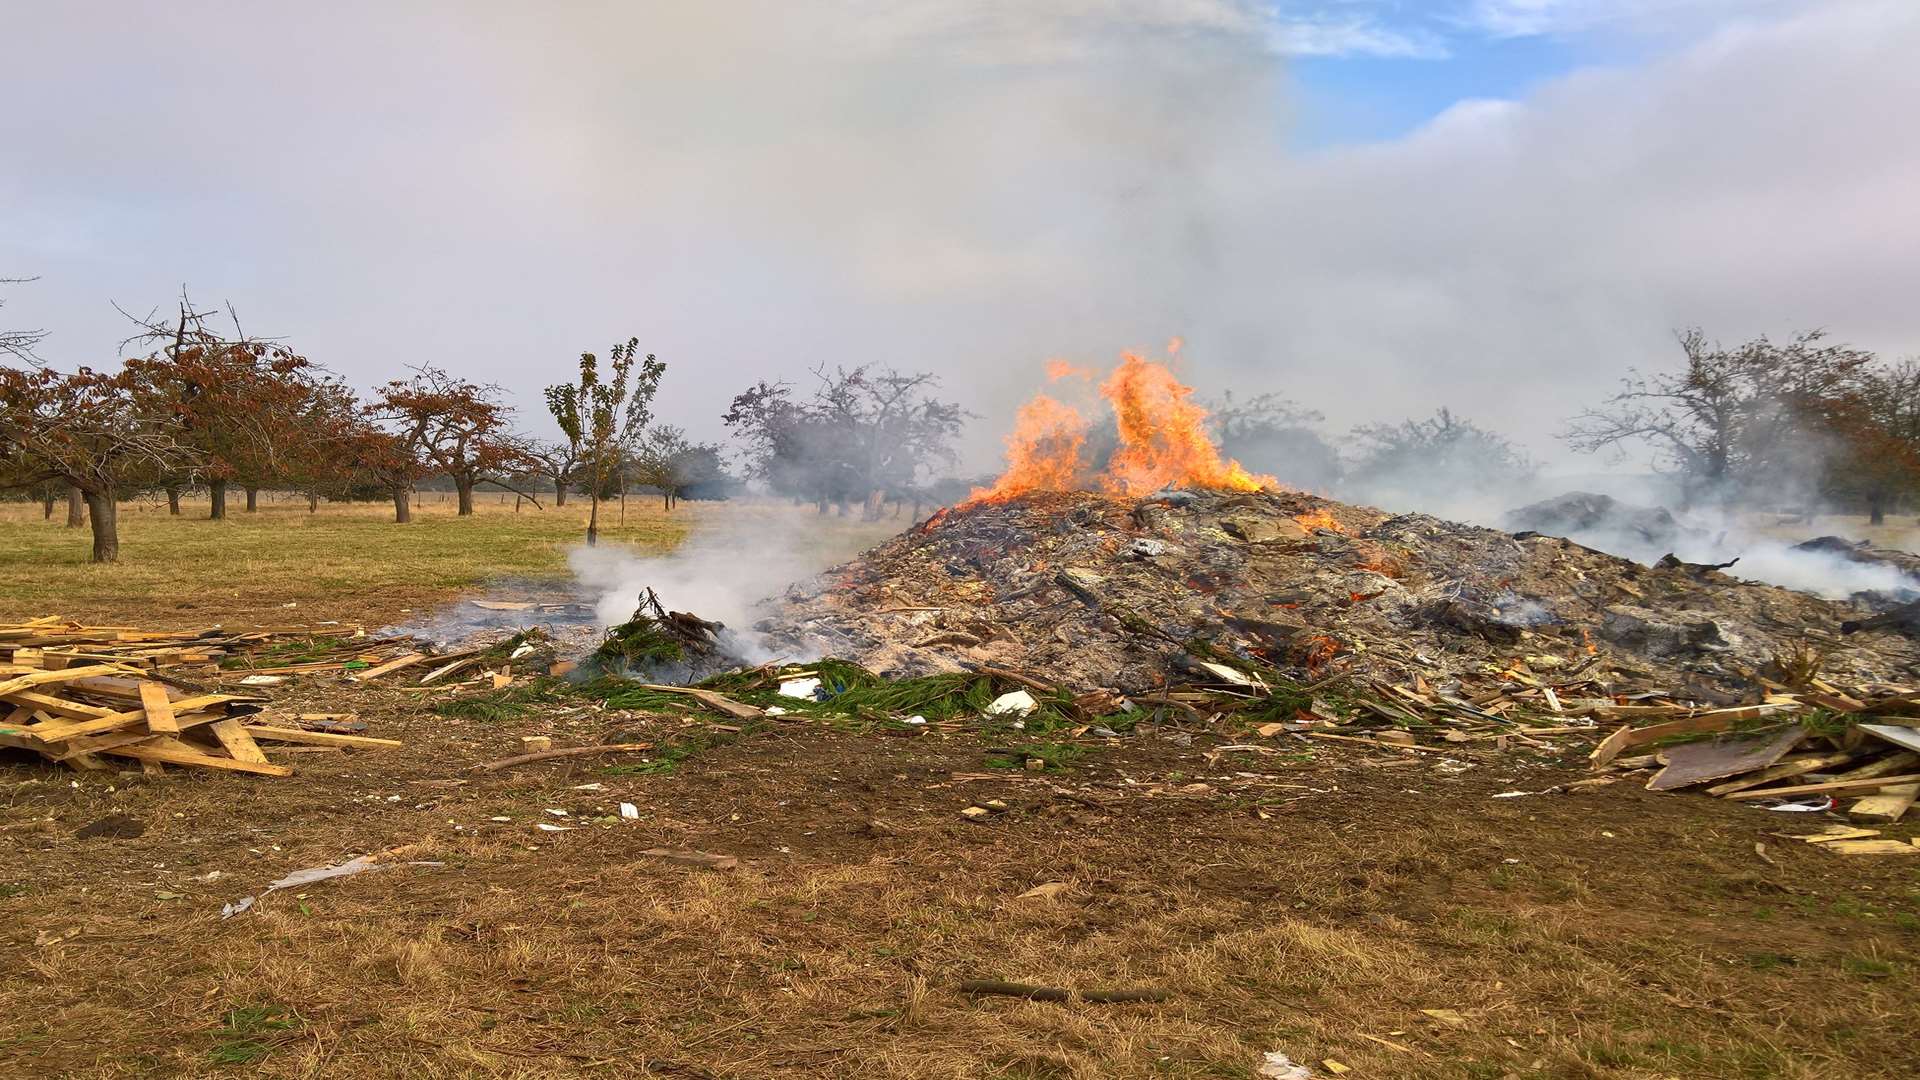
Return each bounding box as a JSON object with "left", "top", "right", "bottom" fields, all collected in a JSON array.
[{"left": 968, "top": 347, "right": 1276, "bottom": 504}]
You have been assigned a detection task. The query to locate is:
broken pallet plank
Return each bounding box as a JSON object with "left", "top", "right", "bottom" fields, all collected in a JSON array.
[
  {"left": 139, "top": 681, "right": 179, "bottom": 734},
  {"left": 1722, "top": 773, "right": 1920, "bottom": 801},
  {"left": 98, "top": 737, "right": 292, "bottom": 776},
  {"left": 240, "top": 725, "right": 402, "bottom": 749},
  {"left": 1848, "top": 783, "right": 1918, "bottom": 824},
  {"left": 207, "top": 718, "right": 270, "bottom": 763}
]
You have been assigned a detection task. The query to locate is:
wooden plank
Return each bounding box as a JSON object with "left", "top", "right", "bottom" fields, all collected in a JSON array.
[
  {"left": 240, "top": 724, "right": 402, "bottom": 749},
  {"left": 1705, "top": 750, "right": 1862, "bottom": 795},
  {"left": 139, "top": 682, "right": 179, "bottom": 734},
  {"left": 1831, "top": 750, "right": 1920, "bottom": 782},
  {"left": 1589, "top": 724, "right": 1633, "bottom": 767},
  {"left": 1859, "top": 723, "right": 1920, "bottom": 754},
  {"left": 0, "top": 665, "right": 134, "bottom": 697},
  {"left": 349, "top": 652, "right": 428, "bottom": 682},
  {"left": 636, "top": 684, "right": 763, "bottom": 720},
  {"left": 0, "top": 691, "right": 120, "bottom": 720},
  {"left": 1848, "top": 783, "right": 1918, "bottom": 824},
  {"left": 1647, "top": 726, "right": 1805, "bottom": 791},
  {"left": 24, "top": 695, "right": 238, "bottom": 742},
  {"left": 207, "top": 718, "right": 270, "bottom": 763},
  {"left": 1722, "top": 773, "right": 1920, "bottom": 801},
  {"left": 98, "top": 737, "right": 292, "bottom": 777}
]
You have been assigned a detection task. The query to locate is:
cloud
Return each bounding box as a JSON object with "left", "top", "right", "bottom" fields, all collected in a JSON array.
[
  {"left": 2, "top": 0, "right": 1917, "bottom": 487},
  {"left": 1269, "top": 15, "right": 1451, "bottom": 58},
  {"left": 1459, "top": 0, "right": 1820, "bottom": 39}
]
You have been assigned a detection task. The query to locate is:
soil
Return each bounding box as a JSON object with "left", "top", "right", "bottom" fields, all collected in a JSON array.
[{"left": 2, "top": 674, "right": 1916, "bottom": 1078}]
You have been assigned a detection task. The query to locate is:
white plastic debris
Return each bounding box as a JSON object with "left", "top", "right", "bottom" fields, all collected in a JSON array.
[
  {"left": 238, "top": 674, "right": 287, "bottom": 686},
  {"left": 544, "top": 808, "right": 569, "bottom": 817},
  {"left": 510, "top": 643, "right": 536, "bottom": 660},
  {"left": 777, "top": 677, "right": 823, "bottom": 700},
  {"left": 619, "top": 803, "right": 640, "bottom": 820},
  {"left": 536, "top": 823, "right": 576, "bottom": 832},
  {"left": 219, "top": 853, "right": 443, "bottom": 919},
  {"left": 985, "top": 690, "right": 1037, "bottom": 716},
  {"left": 764, "top": 705, "right": 789, "bottom": 716},
  {"left": 1762, "top": 797, "right": 1837, "bottom": 812},
  {"left": 903, "top": 715, "right": 927, "bottom": 725},
  {"left": 1197, "top": 662, "right": 1252, "bottom": 686},
  {"left": 1257, "top": 1051, "right": 1314, "bottom": 1079}
]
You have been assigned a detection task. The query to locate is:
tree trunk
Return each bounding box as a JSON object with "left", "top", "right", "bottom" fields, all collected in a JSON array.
[
  {"left": 1870, "top": 496, "right": 1887, "bottom": 526},
  {"left": 164, "top": 484, "right": 182, "bottom": 515},
  {"left": 554, "top": 484, "right": 567, "bottom": 508},
  {"left": 393, "top": 488, "right": 412, "bottom": 523},
  {"left": 587, "top": 491, "right": 600, "bottom": 547},
  {"left": 245, "top": 485, "right": 259, "bottom": 512},
  {"left": 41, "top": 486, "right": 55, "bottom": 520},
  {"left": 307, "top": 488, "right": 319, "bottom": 512},
  {"left": 66, "top": 485, "right": 86, "bottom": 527},
  {"left": 209, "top": 479, "right": 227, "bottom": 520},
  {"left": 863, "top": 489, "right": 885, "bottom": 521},
  {"left": 662, "top": 490, "right": 672, "bottom": 511},
  {"left": 455, "top": 476, "right": 475, "bottom": 516},
  {"left": 84, "top": 491, "right": 118, "bottom": 563}
]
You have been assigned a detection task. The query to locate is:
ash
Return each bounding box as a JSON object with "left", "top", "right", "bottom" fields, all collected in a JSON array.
[{"left": 755, "top": 489, "right": 1920, "bottom": 695}]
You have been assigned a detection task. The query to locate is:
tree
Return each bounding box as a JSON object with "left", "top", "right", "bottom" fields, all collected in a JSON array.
[
  {"left": 0, "top": 364, "right": 197, "bottom": 562},
  {"left": 1565, "top": 329, "right": 1875, "bottom": 506},
  {"left": 1346, "top": 408, "right": 1534, "bottom": 506},
  {"left": 1, "top": 276, "right": 47, "bottom": 364},
  {"left": 544, "top": 339, "right": 664, "bottom": 545},
  {"left": 376, "top": 366, "right": 538, "bottom": 517},
  {"left": 526, "top": 441, "right": 583, "bottom": 507},
  {"left": 631, "top": 425, "right": 733, "bottom": 510},
  {"left": 724, "top": 366, "right": 967, "bottom": 519},
  {"left": 1209, "top": 391, "right": 1343, "bottom": 492},
  {"left": 1822, "top": 360, "right": 1920, "bottom": 524},
  {"left": 118, "top": 296, "right": 326, "bottom": 519}
]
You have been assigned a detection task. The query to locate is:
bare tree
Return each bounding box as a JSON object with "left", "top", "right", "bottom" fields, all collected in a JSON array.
[
  {"left": 0, "top": 276, "right": 48, "bottom": 364},
  {"left": 1565, "top": 329, "right": 1874, "bottom": 505},
  {"left": 724, "top": 366, "right": 967, "bottom": 519}
]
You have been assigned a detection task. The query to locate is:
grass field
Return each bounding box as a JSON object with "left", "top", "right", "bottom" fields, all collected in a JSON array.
[
  {"left": 0, "top": 493, "right": 898, "bottom": 627},
  {"left": 1, "top": 494, "right": 1915, "bottom": 1078}
]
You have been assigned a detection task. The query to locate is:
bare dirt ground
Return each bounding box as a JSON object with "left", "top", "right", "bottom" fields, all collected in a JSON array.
[
  {"left": 1, "top": 502, "right": 1916, "bottom": 1079},
  {"left": 3, "top": 680, "right": 1916, "bottom": 1079}
]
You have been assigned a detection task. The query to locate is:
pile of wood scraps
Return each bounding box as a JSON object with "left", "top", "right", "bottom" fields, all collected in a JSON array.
[
  {"left": 1586, "top": 683, "right": 1920, "bottom": 830},
  {"left": 1, "top": 616, "right": 374, "bottom": 678},
  {"left": 0, "top": 666, "right": 398, "bottom": 777}
]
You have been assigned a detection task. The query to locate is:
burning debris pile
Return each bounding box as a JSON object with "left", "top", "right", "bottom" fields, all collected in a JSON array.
[{"left": 757, "top": 487, "right": 1920, "bottom": 697}]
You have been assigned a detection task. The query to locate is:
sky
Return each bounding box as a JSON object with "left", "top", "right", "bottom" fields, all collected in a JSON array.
[{"left": 4, "top": 0, "right": 1918, "bottom": 476}]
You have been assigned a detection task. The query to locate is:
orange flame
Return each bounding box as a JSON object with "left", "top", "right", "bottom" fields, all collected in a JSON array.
[
  {"left": 1293, "top": 508, "right": 1344, "bottom": 534},
  {"left": 1045, "top": 358, "right": 1094, "bottom": 382},
  {"left": 966, "top": 394, "right": 1090, "bottom": 503},
  {"left": 1099, "top": 352, "right": 1274, "bottom": 497},
  {"left": 966, "top": 348, "right": 1273, "bottom": 505}
]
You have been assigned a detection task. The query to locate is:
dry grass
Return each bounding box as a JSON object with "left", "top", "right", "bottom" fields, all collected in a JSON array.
[
  {"left": 0, "top": 494, "right": 898, "bottom": 626},
  {"left": 2, "top": 709, "right": 1914, "bottom": 1079},
  {"left": 1, "top": 500, "right": 1915, "bottom": 1078}
]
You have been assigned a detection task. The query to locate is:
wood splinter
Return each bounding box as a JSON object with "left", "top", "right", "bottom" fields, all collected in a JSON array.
[{"left": 956, "top": 979, "right": 1173, "bottom": 1004}]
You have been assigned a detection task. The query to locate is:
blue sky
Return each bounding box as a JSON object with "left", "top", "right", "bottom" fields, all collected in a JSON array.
[{"left": 1290, "top": 32, "right": 1593, "bottom": 147}]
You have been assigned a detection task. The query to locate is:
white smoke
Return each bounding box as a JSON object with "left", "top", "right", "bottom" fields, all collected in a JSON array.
[{"left": 566, "top": 515, "right": 846, "bottom": 663}]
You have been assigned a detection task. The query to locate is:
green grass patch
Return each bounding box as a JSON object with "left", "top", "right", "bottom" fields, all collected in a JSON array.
[{"left": 207, "top": 1003, "right": 302, "bottom": 1066}]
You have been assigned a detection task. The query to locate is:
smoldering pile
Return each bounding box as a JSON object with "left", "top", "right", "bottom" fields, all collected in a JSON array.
[{"left": 754, "top": 488, "right": 1920, "bottom": 696}]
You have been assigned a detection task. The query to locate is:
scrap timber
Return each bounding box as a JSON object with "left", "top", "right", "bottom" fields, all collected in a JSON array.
[{"left": 0, "top": 618, "right": 410, "bottom": 776}]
